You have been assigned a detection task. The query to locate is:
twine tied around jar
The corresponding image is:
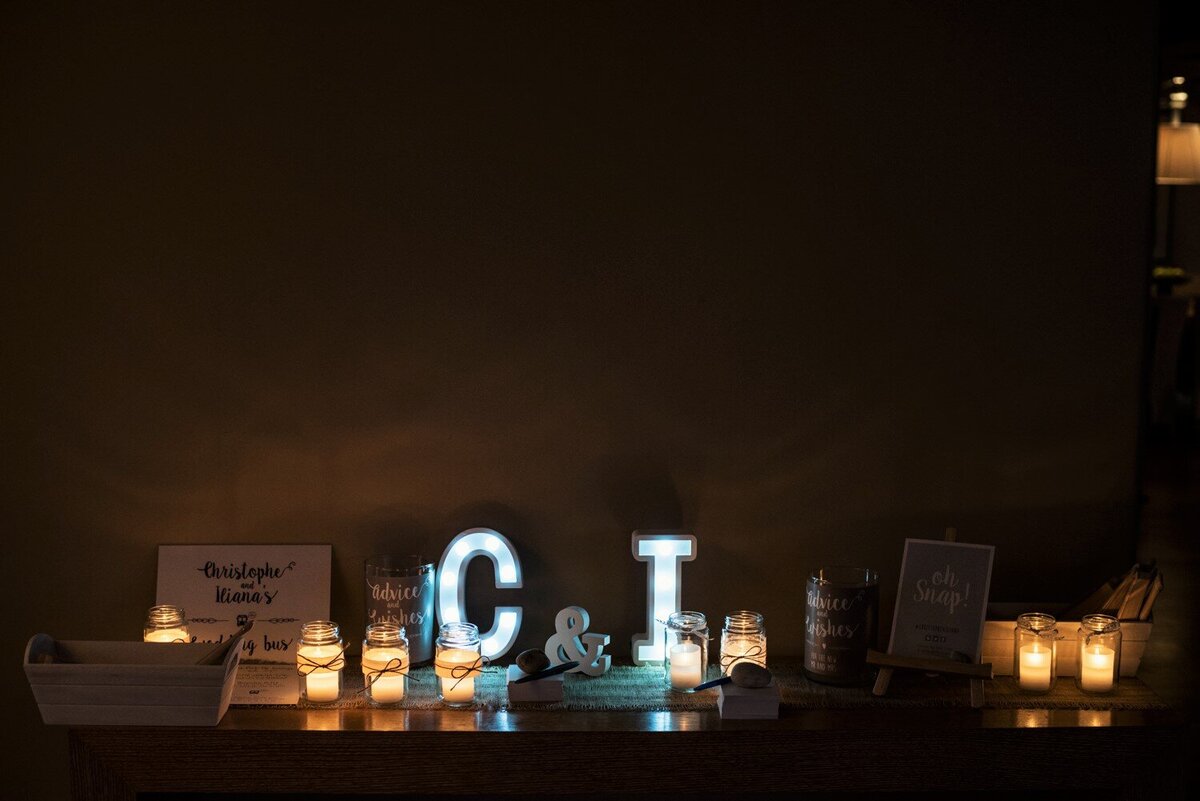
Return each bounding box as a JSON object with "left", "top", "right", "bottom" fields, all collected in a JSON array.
[
  {"left": 719, "top": 644, "right": 765, "bottom": 670},
  {"left": 296, "top": 647, "right": 346, "bottom": 675},
  {"left": 656, "top": 619, "right": 711, "bottom": 640},
  {"left": 434, "top": 654, "right": 490, "bottom": 691},
  {"left": 361, "top": 656, "right": 420, "bottom": 694}
]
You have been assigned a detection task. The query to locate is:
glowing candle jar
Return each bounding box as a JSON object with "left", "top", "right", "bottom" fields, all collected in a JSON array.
[
  {"left": 143, "top": 605, "right": 190, "bottom": 643},
  {"left": 664, "top": 611, "right": 708, "bottom": 692},
  {"left": 1076, "top": 614, "right": 1120, "bottom": 695},
  {"left": 1013, "top": 613, "right": 1057, "bottom": 694},
  {"left": 720, "top": 611, "right": 767, "bottom": 676},
  {"left": 296, "top": 621, "right": 344, "bottom": 706},
  {"left": 435, "top": 622, "right": 482, "bottom": 707},
  {"left": 362, "top": 622, "right": 409, "bottom": 707}
]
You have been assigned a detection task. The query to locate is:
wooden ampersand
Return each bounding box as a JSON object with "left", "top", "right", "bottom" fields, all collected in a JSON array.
[{"left": 544, "top": 606, "right": 611, "bottom": 677}]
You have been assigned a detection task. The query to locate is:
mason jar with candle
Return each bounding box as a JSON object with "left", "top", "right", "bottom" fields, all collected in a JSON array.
[
  {"left": 143, "top": 605, "right": 190, "bottom": 643},
  {"left": 362, "top": 622, "right": 409, "bottom": 707},
  {"left": 720, "top": 611, "right": 767, "bottom": 676},
  {"left": 435, "top": 622, "right": 482, "bottom": 707},
  {"left": 1013, "top": 612, "right": 1058, "bottom": 694},
  {"left": 664, "top": 611, "right": 708, "bottom": 692},
  {"left": 296, "top": 620, "right": 345, "bottom": 706},
  {"left": 1076, "top": 614, "right": 1121, "bottom": 695}
]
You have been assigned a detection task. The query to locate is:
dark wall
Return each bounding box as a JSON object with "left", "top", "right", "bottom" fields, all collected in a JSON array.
[{"left": 0, "top": 2, "right": 1156, "bottom": 798}]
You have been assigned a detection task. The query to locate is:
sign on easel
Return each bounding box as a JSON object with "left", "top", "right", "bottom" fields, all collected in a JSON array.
[
  {"left": 156, "top": 544, "right": 331, "bottom": 704},
  {"left": 886, "top": 538, "right": 994, "bottom": 663}
]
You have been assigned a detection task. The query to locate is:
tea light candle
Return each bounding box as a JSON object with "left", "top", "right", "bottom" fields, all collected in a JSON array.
[
  {"left": 669, "top": 642, "right": 703, "bottom": 690},
  {"left": 1018, "top": 643, "right": 1052, "bottom": 692},
  {"left": 144, "top": 627, "right": 188, "bottom": 643},
  {"left": 1079, "top": 644, "right": 1115, "bottom": 693},
  {"left": 298, "top": 643, "right": 343, "bottom": 703},
  {"left": 305, "top": 668, "right": 341, "bottom": 703},
  {"left": 437, "top": 648, "right": 480, "bottom": 704},
  {"left": 362, "top": 646, "right": 408, "bottom": 704}
]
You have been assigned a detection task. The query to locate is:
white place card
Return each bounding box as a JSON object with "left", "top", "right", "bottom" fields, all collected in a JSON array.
[{"left": 156, "top": 544, "right": 332, "bottom": 704}]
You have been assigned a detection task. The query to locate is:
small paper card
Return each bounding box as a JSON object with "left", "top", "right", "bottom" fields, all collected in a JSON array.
[
  {"left": 156, "top": 544, "right": 332, "bottom": 704},
  {"left": 886, "top": 538, "right": 994, "bottom": 663}
]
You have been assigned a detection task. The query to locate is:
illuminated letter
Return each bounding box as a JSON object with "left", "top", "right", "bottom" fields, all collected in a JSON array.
[
  {"left": 630, "top": 530, "right": 697, "bottom": 665},
  {"left": 437, "top": 527, "right": 523, "bottom": 660}
]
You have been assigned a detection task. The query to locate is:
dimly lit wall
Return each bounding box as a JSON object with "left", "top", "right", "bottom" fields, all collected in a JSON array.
[{"left": 0, "top": 2, "right": 1156, "bottom": 799}]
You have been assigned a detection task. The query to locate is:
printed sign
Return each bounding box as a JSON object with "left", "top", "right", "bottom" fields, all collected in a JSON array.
[
  {"left": 364, "top": 557, "right": 435, "bottom": 663},
  {"left": 886, "top": 538, "right": 994, "bottom": 662},
  {"left": 156, "top": 544, "right": 331, "bottom": 704}
]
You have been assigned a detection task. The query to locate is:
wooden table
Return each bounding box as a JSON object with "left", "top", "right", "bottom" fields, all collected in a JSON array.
[{"left": 69, "top": 704, "right": 1183, "bottom": 800}]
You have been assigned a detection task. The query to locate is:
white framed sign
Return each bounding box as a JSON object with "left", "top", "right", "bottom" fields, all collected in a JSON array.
[
  {"left": 156, "top": 543, "right": 331, "bottom": 704},
  {"left": 886, "top": 538, "right": 994, "bottom": 663}
]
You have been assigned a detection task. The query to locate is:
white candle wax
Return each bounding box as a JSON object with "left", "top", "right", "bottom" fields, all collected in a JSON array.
[
  {"left": 1018, "top": 643, "right": 1052, "bottom": 691},
  {"left": 669, "top": 643, "right": 703, "bottom": 690},
  {"left": 306, "top": 671, "right": 340, "bottom": 703},
  {"left": 144, "top": 628, "right": 188, "bottom": 643},
  {"left": 298, "top": 644, "right": 342, "bottom": 703},
  {"left": 721, "top": 636, "right": 766, "bottom": 676},
  {"left": 1079, "top": 645, "right": 1115, "bottom": 693},
  {"left": 362, "top": 646, "right": 408, "bottom": 704},
  {"left": 437, "top": 648, "right": 480, "bottom": 705}
]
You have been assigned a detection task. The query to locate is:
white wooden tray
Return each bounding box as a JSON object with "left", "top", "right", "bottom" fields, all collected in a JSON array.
[{"left": 24, "top": 632, "right": 245, "bottom": 726}]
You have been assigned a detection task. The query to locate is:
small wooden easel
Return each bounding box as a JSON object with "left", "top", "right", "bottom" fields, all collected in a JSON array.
[{"left": 869, "top": 527, "right": 993, "bottom": 708}]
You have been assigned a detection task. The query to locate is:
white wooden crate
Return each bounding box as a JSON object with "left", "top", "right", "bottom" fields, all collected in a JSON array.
[
  {"left": 24, "top": 633, "right": 243, "bottom": 726},
  {"left": 982, "top": 603, "right": 1151, "bottom": 677}
]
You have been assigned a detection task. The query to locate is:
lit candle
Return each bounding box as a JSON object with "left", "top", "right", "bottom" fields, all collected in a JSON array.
[
  {"left": 362, "top": 646, "right": 408, "bottom": 704},
  {"left": 143, "top": 628, "right": 188, "bottom": 643},
  {"left": 669, "top": 643, "right": 703, "bottom": 690},
  {"left": 298, "top": 643, "right": 343, "bottom": 703},
  {"left": 143, "top": 605, "right": 189, "bottom": 643},
  {"left": 1018, "top": 643, "right": 1052, "bottom": 692},
  {"left": 437, "top": 647, "right": 480, "bottom": 705},
  {"left": 1079, "top": 644, "right": 1115, "bottom": 693},
  {"left": 305, "top": 669, "right": 340, "bottom": 703},
  {"left": 720, "top": 635, "right": 766, "bottom": 676}
]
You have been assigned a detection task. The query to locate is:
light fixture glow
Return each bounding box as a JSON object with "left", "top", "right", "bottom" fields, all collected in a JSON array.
[
  {"left": 631, "top": 530, "right": 697, "bottom": 665},
  {"left": 437, "top": 527, "right": 524, "bottom": 660}
]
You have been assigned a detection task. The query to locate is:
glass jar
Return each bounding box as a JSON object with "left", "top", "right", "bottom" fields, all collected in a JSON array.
[
  {"left": 364, "top": 555, "right": 436, "bottom": 664},
  {"left": 720, "top": 611, "right": 767, "bottom": 675},
  {"left": 362, "top": 622, "right": 409, "bottom": 707},
  {"left": 435, "top": 622, "right": 482, "bottom": 707},
  {"left": 803, "top": 567, "right": 879, "bottom": 685},
  {"left": 143, "top": 605, "right": 190, "bottom": 643},
  {"left": 1076, "top": 614, "right": 1121, "bottom": 695},
  {"left": 1013, "top": 612, "right": 1058, "bottom": 693},
  {"left": 296, "top": 620, "right": 344, "bottom": 705},
  {"left": 664, "top": 611, "right": 708, "bottom": 692}
]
